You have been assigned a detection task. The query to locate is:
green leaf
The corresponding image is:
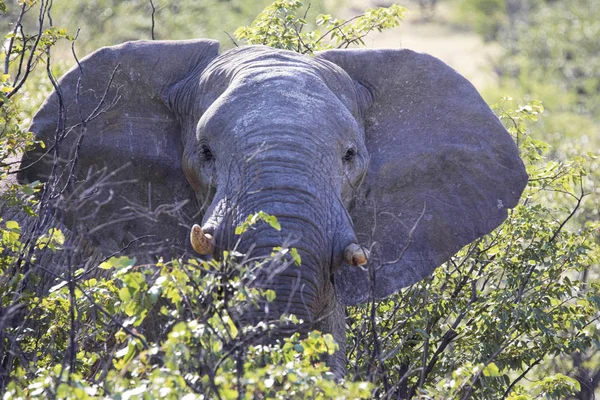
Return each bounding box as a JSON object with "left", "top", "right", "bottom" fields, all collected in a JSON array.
[
  {"left": 266, "top": 214, "right": 281, "bottom": 231},
  {"left": 264, "top": 289, "right": 276, "bottom": 302},
  {"left": 290, "top": 247, "right": 301, "bottom": 266},
  {"left": 483, "top": 363, "right": 501, "bottom": 377},
  {"left": 235, "top": 212, "right": 280, "bottom": 234},
  {"left": 99, "top": 256, "right": 136, "bottom": 271},
  {"left": 223, "top": 314, "right": 239, "bottom": 338},
  {"left": 119, "top": 287, "right": 132, "bottom": 302},
  {"left": 114, "top": 330, "right": 127, "bottom": 343},
  {"left": 5, "top": 220, "right": 19, "bottom": 231}
]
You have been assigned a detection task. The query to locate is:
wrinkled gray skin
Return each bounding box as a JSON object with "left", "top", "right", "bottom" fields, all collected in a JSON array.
[{"left": 18, "top": 40, "right": 528, "bottom": 375}]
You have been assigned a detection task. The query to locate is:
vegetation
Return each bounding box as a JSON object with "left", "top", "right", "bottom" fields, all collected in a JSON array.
[
  {"left": 0, "top": 0, "right": 281, "bottom": 54},
  {"left": 1, "top": 0, "right": 598, "bottom": 398},
  {"left": 456, "top": 0, "right": 600, "bottom": 397},
  {"left": 234, "top": 0, "right": 407, "bottom": 53}
]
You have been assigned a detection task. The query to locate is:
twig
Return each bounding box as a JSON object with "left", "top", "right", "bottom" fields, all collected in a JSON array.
[
  {"left": 367, "top": 261, "right": 390, "bottom": 391},
  {"left": 548, "top": 174, "right": 585, "bottom": 244},
  {"left": 298, "top": 2, "right": 311, "bottom": 34},
  {"left": 7, "top": 0, "right": 49, "bottom": 99},
  {"left": 223, "top": 31, "right": 238, "bottom": 47},
  {"left": 73, "top": 280, "right": 149, "bottom": 348},
  {"left": 380, "top": 203, "right": 426, "bottom": 269},
  {"left": 314, "top": 15, "right": 362, "bottom": 45},
  {"left": 461, "top": 337, "right": 520, "bottom": 400},
  {"left": 149, "top": 0, "right": 156, "bottom": 40},
  {"left": 4, "top": 3, "right": 26, "bottom": 75}
]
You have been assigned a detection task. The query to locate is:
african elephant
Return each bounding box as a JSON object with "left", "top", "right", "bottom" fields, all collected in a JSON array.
[{"left": 18, "top": 39, "right": 528, "bottom": 374}]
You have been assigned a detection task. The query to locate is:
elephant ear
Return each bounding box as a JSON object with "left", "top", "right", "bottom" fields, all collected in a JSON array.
[
  {"left": 317, "top": 49, "right": 528, "bottom": 305},
  {"left": 19, "top": 39, "right": 219, "bottom": 256}
]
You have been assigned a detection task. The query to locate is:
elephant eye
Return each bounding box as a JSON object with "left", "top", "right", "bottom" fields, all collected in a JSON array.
[
  {"left": 343, "top": 148, "right": 356, "bottom": 163},
  {"left": 201, "top": 145, "right": 214, "bottom": 161}
]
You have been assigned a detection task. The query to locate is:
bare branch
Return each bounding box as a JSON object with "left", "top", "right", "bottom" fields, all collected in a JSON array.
[
  {"left": 149, "top": 0, "right": 156, "bottom": 40},
  {"left": 548, "top": 174, "right": 585, "bottom": 244},
  {"left": 7, "top": 0, "right": 50, "bottom": 99},
  {"left": 4, "top": 3, "right": 26, "bottom": 76}
]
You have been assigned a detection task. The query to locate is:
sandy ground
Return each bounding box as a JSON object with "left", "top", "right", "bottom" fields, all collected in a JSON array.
[{"left": 329, "top": 0, "right": 500, "bottom": 90}]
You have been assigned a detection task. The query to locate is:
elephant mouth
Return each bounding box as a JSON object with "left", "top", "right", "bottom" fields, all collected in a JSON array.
[
  {"left": 187, "top": 216, "right": 369, "bottom": 328},
  {"left": 189, "top": 224, "right": 368, "bottom": 266}
]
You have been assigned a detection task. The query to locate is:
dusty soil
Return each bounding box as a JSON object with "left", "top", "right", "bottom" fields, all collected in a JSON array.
[{"left": 330, "top": 0, "right": 500, "bottom": 90}]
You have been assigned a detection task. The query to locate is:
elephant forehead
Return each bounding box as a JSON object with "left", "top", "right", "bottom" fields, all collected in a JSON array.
[
  {"left": 199, "top": 46, "right": 362, "bottom": 117},
  {"left": 199, "top": 71, "right": 361, "bottom": 138},
  {"left": 241, "top": 69, "right": 330, "bottom": 105}
]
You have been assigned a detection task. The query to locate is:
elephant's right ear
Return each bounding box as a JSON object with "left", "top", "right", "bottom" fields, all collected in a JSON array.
[{"left": 18, "top": 39, "right": 219, "bottom": 255}]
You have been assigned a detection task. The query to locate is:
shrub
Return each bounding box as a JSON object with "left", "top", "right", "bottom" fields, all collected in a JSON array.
[{"left": 1, "top": 1, "right": 598, "bottom": 399}]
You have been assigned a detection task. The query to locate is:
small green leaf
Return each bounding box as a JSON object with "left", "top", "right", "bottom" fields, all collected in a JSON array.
[
  {"left": 290, "top": 248, "right": 301, "bottom": 266},
  {"left": 114, "top": 330, "right": 127, "bottom": 343},
  {"left": 119, "top": 287, "right": 132, "bottom": 302},
  {"left": 99, "top": 256, "right": 136, "bottom": 271},
  {"left": 266, "top": 215, "right": 281, "bottom": 231},
  {"left": 483, "top": 362, "right": 501, "bottom": 377},
  {"left": 5, "top": 220, "right": 19, "bottom": 231},
  {"left": 224, "top": 315, "right": 239, "bottom": 338},
  {"left": 264, "top": 289, "right": 276, "bottom": 302}
]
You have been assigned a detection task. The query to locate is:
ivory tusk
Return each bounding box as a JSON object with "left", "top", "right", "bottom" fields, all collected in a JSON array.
[
  {"left": 190, "top": 224, "right": 215, "bottom": 255},
  {"left": 343, "top": 243, "right": 369, "bottom": 266}
]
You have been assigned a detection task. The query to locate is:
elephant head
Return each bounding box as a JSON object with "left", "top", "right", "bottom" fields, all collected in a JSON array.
[{"left": 18, "top": 39, "right": 527, "bottom": 369}]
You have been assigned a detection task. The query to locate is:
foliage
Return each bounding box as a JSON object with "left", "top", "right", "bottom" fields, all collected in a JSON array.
[
  {"left": 342, "top": 99, "right": 599, "bottom": 399},
  {"left": 0, "top": 0, "right": 281, "bottom": 55},
  {"left": 458, "top": 0, "right": 599, "bottom": 124},
  {"left": 1, "top": 1, "right": 599, "bottom": 399},
  {"left": 234, "top": 0, "right": 407, "bottom": 53},
  {"left": 498, "top": 0, "right": 600, "bottom": 118},
  {"left": 235, "top": 210, "right": 281, "bottom": 235},
  {"left": 458, "top": 0, "right": 600, "bottom": 396},
  {"left": 476, "top": 0, "right": 600, "bottom": 235},
  {"left": 457, "top": 0, "right": 507, "bottom": 41},
  {"left": 4, "top": 250, "right": 372, "bottom": 399}
]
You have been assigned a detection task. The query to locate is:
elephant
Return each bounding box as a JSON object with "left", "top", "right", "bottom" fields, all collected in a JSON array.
[{"left": 17, "top": 39, "right": 528, "bottom": 374}]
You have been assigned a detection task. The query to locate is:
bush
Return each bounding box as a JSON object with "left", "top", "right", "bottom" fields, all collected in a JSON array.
[
  {"left": 498, "top": 0, "right": 600, "bottom": 118},
  {"left": 1, "top": 1, "right": 598, "bottom": 398},
  {"left": 346, "top": 99, "right": 599, "bottom": 399}
]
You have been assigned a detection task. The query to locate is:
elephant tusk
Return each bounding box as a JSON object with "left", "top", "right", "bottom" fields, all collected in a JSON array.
[
  {"left": 190, "top": 224, "right": 215, "bottom": 255},
  {"left": 343, "top": 243, "right": 369, "bottom": 266}
]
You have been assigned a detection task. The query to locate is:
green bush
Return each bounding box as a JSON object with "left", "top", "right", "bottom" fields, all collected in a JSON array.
[
  {"left": 1, "top": 1, "right": 599, "bottom": 399},
  {"left": 234, "top": 0, "right": 407, "bottom": 53},
  {"left": 0, "top": 0, "right": 282, "bottom": 55},
  {"left": 344, "top": 98, "right": 599, "bottom": 399},
  {"left": 4, "top": 252, "right": 372, "bottom": 399},
  {"left": 457, "top": 0, "right": 507, "bottom": 40},
  {"left": 498, "top": 0, "right": 600, "bottom": 118}
]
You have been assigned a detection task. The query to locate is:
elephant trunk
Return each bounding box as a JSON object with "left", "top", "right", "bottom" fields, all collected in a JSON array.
[
  {"left": 198, "top": 166, "right": 353, "bottom": 326},
  {"left": 229, "top": 202, "right": 329, "bottom": 324}
]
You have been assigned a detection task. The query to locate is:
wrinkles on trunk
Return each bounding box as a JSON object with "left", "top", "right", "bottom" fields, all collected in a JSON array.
[
  {"left": 236, "top": 216, "right": 326, "bottom": 318},
  {"left": 205, "top": 190, "right": 331, "bottom": 322}
]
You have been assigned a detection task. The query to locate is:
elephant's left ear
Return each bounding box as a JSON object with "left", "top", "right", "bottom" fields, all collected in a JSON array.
[{"left": 316, "top": 49, "right": 528, "bottom": 305}]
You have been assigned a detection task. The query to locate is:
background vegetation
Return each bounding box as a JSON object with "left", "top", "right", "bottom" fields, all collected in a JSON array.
[{"left": 1, "top": 0, "right": 598, "bottom": 398}]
